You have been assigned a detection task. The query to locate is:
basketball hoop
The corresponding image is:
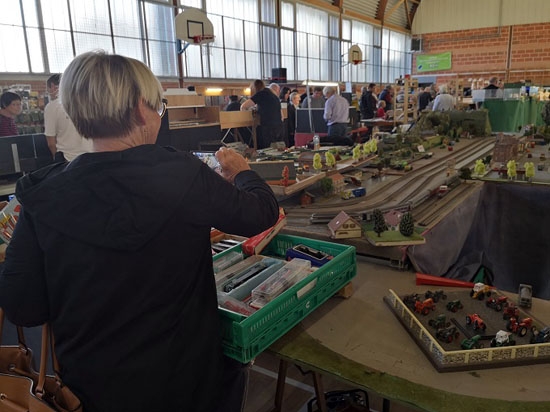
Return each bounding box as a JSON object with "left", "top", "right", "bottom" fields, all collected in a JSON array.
[
  {"left": 352, "top": 60, "right": 361, "bottom": 65},
  {"left": 193, "top": 34, "right": 215, "bottom": 45}
]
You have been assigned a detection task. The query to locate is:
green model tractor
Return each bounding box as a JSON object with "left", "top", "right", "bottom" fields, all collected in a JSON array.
[{"left": 461, "top": 335, "right": 484, "bottom": 350}]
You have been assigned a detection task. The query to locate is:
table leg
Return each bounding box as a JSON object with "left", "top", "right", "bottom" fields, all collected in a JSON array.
[
  {"left": 273, "top": 359, "right": 288, "bottom": 412},
  {"left": 383, "top": 397, "right": 391, "bottom": 412},
  {"left": 312, "top": 372, "right": 327, "bottom": 412}
]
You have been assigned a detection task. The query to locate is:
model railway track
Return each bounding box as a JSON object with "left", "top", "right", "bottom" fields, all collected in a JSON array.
[
  {"left": 414, "top": 181, "right": 482, "bottom": 228},
  {"left": 285, "top": 138, "right": 495, "bottom": 220}
]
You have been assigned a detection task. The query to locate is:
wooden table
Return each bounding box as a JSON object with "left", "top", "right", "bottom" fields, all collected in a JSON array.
[{"left": 269, "top": 256, "right": 550, "bottom": 412}]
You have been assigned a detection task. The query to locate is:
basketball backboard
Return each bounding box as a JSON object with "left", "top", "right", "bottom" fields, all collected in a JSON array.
[
  {"left": 175, "top": 8, "right": 215, "bottom": 44},
  {"left": 348, "top": 45, "right": 363, "bottom": 65}
]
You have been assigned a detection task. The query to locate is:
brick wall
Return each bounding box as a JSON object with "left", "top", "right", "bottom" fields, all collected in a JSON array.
[{"left": 413, "top": 22, "right": 550, "bottom": 85}]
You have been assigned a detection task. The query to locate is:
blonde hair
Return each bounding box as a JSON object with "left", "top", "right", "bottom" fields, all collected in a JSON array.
[
  {"left": 377, "top": 100, "right": 386, "bottom": 108},
  {"left": 60, "top": 50, "right": 163, "bottom": 139}
]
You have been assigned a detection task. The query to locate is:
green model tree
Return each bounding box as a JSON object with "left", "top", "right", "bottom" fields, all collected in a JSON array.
[
  {"left": 325, "top": 151, "right": 336, "bottom": 168},
  {"left": 319, "top": 176, "right": 333, "bottom": 196},
  {"left": 524, "top": 161, "right": 535, "bottom": 182},
  {"left": 372, "top": 209, "right": 387, "bottom": 237},
  {"left": 399, "top": 212, "right": 414, "bottom": 237},
  {"left": 313, "top": 153, "right": 323, "bottom": 172}
]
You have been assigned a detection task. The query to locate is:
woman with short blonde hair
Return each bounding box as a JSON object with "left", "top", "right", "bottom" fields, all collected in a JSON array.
[{"left": 1, "top": 50, "right": 279, "bottom": 412}]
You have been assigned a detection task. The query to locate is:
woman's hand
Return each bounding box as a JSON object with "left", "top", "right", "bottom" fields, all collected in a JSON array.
[{"left": 215, "top": 147, "right": 250, "bottom": 183}]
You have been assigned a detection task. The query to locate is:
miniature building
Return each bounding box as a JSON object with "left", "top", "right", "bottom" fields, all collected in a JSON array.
[
  {"left": 383, "top": 209, "right": 402, "bottom": 231},
  {"left": 329, "top": 173, "right": 346, "bottom": 195},
  {"left": 300, "top": 191, "right": 315, "bottom": 206},
  {"left": 493, "top": 133, "right": 519, "bottom": 164},
  {"left": 328, "top": 211, "right": 362, "bottom": 239}
]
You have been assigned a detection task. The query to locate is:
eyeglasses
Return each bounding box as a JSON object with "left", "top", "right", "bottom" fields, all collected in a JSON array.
[{"left": 157, "top": 102, "right": 166, "bottom": 118}]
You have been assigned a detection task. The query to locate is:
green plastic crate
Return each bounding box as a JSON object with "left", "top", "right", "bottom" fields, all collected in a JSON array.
[{"left": 215, "top": 234, "right": 356, "bottom": 363}]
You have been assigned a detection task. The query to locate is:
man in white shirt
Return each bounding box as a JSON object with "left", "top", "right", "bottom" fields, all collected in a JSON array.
[
  {"left": 432, "top": 84, "right": 456, "bottom": 112},
  {"left": 322, "top": 86, "right": 353, "bottom": 146},
  {"left": 45, "top": 74, "right": 93, "bottom": 161}
]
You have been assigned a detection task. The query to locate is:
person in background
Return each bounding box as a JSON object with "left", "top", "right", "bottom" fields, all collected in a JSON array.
[
  {"left": 0, "top": 92, "right": 22, "bottom": 137},
  {"left": 268, "top": 83, "right": 280, "bottom": 97},
  {"left": 484, "top": 77, "right": 502, "bottom": 99},
  {"left": 301, "top": 86, "right": 325, "bottom": 108},
  {"left": 279, "top": 86, "right": 291, "bottom": 104},
  {"left": 378, "top": 84, "right": 393, "bottom": 111},
  {"left": 432, "top": 84, "right": 456, "bottom": 111},
  {"left": 359, "top": 83, "right": 377, "bottom": 120},
  {"left": 484, "top": 77, "right": 500, "bottom": 90},
  {"left": 241, "top": 79, "right": 283, "bottom": 149},
  {"left": 0, "top": 50, "right": 279, "bottom": 412},
  {"left": 287, "top": 91, "right": 301, "bottom": 147},
  {"left": 225, "top": 95, "right": 241, "bottom": 111},
  {"left": 417, "top": 86, "right": 433, "bottom": 113},
  {"left": 44, "top": 74, "right": 93, "bottom": 161},
  {"left": 376, "top": 100, "right": 387, "bottom": 119},
  {"left": 322, "top": 86, "right": 353, "bottom": 146}
]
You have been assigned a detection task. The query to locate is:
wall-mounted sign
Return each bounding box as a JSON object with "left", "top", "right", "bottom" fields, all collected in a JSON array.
[{"left": 416, "top": 52, "right": 451, "bottom": 73}]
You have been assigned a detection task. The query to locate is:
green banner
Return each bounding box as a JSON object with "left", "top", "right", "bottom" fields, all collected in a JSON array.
[{"left": 416, "top": 52, "right": 452, "bottom": 72}]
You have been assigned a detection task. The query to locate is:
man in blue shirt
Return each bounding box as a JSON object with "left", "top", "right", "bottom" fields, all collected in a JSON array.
[{"left": 322, "top": 86, "right": 353, "bottom": 146}]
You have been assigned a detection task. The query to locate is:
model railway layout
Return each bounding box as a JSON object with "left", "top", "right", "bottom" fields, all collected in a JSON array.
[{"left": 283, "top": 138, "right": 495, "bottom": 230}]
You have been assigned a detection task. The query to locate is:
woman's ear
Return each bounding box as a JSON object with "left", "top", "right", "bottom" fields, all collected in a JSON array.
[{"left": 134, "top": 100, "right": 149, "bottom": 125}]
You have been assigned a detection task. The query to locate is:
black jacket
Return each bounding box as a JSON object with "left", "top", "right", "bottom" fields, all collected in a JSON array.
[
  {"left": 0, "top": 144, "right": 279, "bottom": 412},
  {"left": 359, "top": 91, "right": 376, "bottom": 119}
]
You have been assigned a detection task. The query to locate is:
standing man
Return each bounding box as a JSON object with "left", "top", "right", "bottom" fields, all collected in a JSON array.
[
  {"left": 322, "top": 86, "right": 353, "bottom": 146},
  {"left": 225, "top": 95, "right": 241, "bottom": 111},
  {"left": 378, "top": 84, "right": 394, "bottom": 111},
  {"left": 45, "top": 74, "right": 93, "bottom": 161},
  {"left": 432, "top": 84, "right": 456, "bottom": 112},
  {"left": 240, "top": 79, "right": 283, "bottom": 149},
  {"left": 417, "top": 86, "right": 433, "bottom": 113},
  {"left": 359, "top": 83, "right": 377, "bottom": 120},
  {"left": 301, "top": 86, "right": 326, "bottom": 108}
]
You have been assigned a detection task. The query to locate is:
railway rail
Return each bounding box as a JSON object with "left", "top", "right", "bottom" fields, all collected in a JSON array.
[{"left": 285, "top": 138, "right": 495, "bottom": 224}]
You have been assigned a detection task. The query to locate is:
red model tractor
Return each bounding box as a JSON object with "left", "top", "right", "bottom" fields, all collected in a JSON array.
[
  {"left": 466, "top": 313, "right": 487, "bottom": 331},
  {"left": 506, "top": 317, "right": 533, "bottom": 337},
  {"left": 486, "top": 296, "right": 508, "bottom": 312},
  {"left": 414, "top": 298, "right": 436, "bottom": 315},
  {"left": 502, "top": 303, "right": 520, "bottom": 320}
]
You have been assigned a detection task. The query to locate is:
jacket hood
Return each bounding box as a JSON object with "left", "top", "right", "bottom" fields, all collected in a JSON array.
[{"left": 16, "top": 145, "right": 202, "bottom": 251}]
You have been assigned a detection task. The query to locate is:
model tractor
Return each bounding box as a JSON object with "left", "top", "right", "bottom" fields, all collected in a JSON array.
[
  {"left": 530, "top": 326, "right": 550, "bottom": 344},
  {"left": 414, "top": 298, "right": 436, "bottom": 316},
  {"left": 436, "top": 326, "right": 460, "bottom": 343},
  {"left": 491, "top": 330, "right": 516, "bottom": 347},
  {"left": 470, "top": 282, "right": 492, "bottom": 300},
  {"left": 506, "top": 317, "right": 533, "bottom": 337},
  {"left": 403, "top": 293, "right": 422, "bottom": 310},
  {"left": 486, "top": 296, "right": 508, "bottom": 311},
  {"left": 461, "top": 335, "right": 484, "bottom": 350},
  {"left": 466, "top": 313, "right": 487, "bottom": 331},
  {"left": 502, "top": 302, "right": 520, "bottom": 320},
  {"left": 428, "top": 314, "right": 450, "bottom": 329},
  {"left": 446, "top": 299, "right": 464, "bottom": 313},
  {"left": 425, "top": 290, "right": 447, "bottom": 303}
]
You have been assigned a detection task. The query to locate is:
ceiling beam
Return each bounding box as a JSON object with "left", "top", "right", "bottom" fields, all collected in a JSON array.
[
  {"left": 404, "top": 0, "right": 412, "bottom": 28},
  {"left": 409, "top": 0, "right": 420, "bottom": 29},
  {"left": 376, "top": 0, "right": 389, "bottom": 21},
  {"left": 385, "top": 0, "right": 405, "bottom": 22},
  {"left": 333, "top": 0, "right": 344, "bottom": 9}
]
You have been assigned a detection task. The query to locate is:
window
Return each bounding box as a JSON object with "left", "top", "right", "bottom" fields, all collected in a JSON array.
[
  {"left": 281, "top": 1, "right": 294, "bottom": 29},
  {"left": 1, "top": 0, "right": 412, "bottom": 85}
]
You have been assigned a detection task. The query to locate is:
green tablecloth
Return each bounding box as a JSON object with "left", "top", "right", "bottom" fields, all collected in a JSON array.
[{"left": 484, "top": 99, "right": 544, "bottom": 132}]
